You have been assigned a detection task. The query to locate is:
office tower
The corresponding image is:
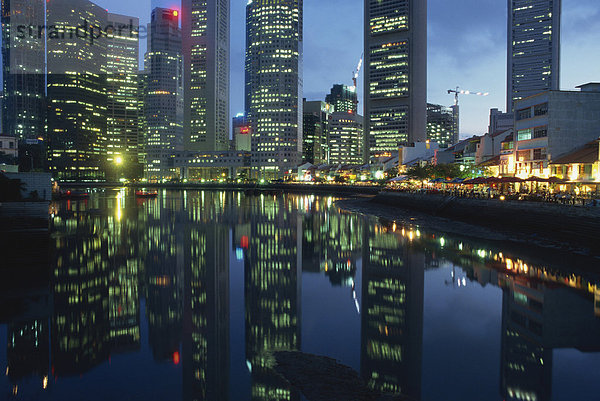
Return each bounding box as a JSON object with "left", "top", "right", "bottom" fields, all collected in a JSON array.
[
  {"left": 361, "top": 224, "right": 424, "bottom": 399},
  {"left": 106, "top": 13, "right": 141, "bottom": 180},
  {"left": 245, "top": 196, "right": 301, "bottom": 401},
  {"left": 302, "top": 100, "right": 332, "bottom": 164},
  {"left": 507, "top": 0, "right": 561, "bottom": 112},
  {"left": 1, "top": 0, "right": 46, "bottom": 140},
  {"left": 137, "top": 71, "right": 147, "bottom": 167},
  {"left": 182, "top": 0, "right": 230, "bottom": 152},
  {"left": 245, "top": 0, "right": 303, "bottom": 179},
  {"left": 326, "top": 84, "right": 358, "bottom": 114},
  {"left": 426, "top": 103, "right": 459, "bottom": 148},
  {"left": 46, "top": 0, "right": 108, "bottom": 181},
  {"left": 364, "top": 0, "right": 427, "bottom": 160},
  {"left": 328, "top": 112, "right": 364, "bottom": 165},
  {"left": 144, "top": 8, "right": 184, "bottom": 180}
]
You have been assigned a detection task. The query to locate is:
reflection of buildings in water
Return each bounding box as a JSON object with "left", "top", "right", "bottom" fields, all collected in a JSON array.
[
  {"left": 300, "top": 196, "right": 362, "bottom": 287},
  {"left": 182, "top": 219, "right": 230, "bottom": 401},
  {"left": 245, "top": 195, "right": 301, "bottom": 401},
  {"left": 51, "top": 211, "right": 111, "bottom": 376},
  {"left": 360, "top": 225, "right": 424, "bottom": 399},
  {"left": 108, "top": 198, "right": 141, "bottom": 353},
  {"left": 6, "top": 319, "right": 50, "bottom": 392},
  {"left": 500, "top": 277, "right": 600, "bottom": 401},
  {"left": 145, "top": 199, "right": 184, "bottom": 362}
]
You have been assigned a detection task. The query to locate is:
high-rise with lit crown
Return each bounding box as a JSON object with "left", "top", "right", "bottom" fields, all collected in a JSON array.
[
  {"left": 507, "top": 0, "right": 561, "bottom": 112},
  {"left": 1, "top": 0, "right": 46, "bottom": 141},
  {"left": 364, "top": 0, "right": 427, "bottom": 161},
  {"left": 144, "top": 8, "right": 184, "bottom": 180},
  {"left": 182, "top": 0, "right": 230, "bottom": 152},
  {"left": 245, "top": 0, "right": 303, "bottom": 179}
]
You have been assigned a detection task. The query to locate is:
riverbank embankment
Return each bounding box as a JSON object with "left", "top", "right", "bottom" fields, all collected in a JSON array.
[
  {"left": 61, "top": 182, "right": 384, "bottom": 196},
  {"left": 359, "top": 191, "right": 600, "bottom": 257}
]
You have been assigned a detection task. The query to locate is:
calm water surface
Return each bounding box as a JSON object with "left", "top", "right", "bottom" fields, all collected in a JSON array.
[{"left": 1, "top": 190, "right": 599, "bottom": 401}]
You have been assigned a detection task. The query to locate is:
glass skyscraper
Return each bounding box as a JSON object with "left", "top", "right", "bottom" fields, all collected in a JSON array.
[
  {"left": 507, "top": 0, "right": 561, "bottom": 112},
  {"left": 325, "top": 84, "right": 358, "bottom": 115},
  {"left": 1, "top": 0, "right": 46, "bottom": 141},
  {"left": 46, "top": 0, "right": 108, "bottom": 182},
  {"left": 426, "top": 103, "right": 459, "bottom": 149},
  {"left": 182, "top": 0, "right": 230, "bottom": 152},
  {"left": 106, "top": 13, "right": 141, "bottom": 180},
  {"left": 144, "top": 8, "right": 184, "bottom": 180},
  {"left": 364, "top": 0, "right": 427, "bottom": 160},
  {"left": 245, "top": 0, "right": 303, "bottom": 179}
]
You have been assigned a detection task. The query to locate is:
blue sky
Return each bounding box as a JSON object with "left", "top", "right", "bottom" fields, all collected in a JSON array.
[{"left": 76, "top": 0, "right": 600, "bottom": 137}]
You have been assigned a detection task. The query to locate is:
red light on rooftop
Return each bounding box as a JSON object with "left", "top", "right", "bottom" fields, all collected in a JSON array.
[
  {"left": 240, "top": 126, "right": 250, "bottom": 135},
  {"left": 173, "top": 10, "right": 178, "bottom": 17}
]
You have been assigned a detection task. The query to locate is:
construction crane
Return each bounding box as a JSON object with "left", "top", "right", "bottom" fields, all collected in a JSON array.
[
  {"left": 350, "top": 54, "right": 364, "bottom": 114},
  {"left": 447, "top": 86, "right": 489, "bottom": 107}
]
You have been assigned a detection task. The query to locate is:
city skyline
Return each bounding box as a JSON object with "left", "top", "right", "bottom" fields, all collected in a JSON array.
[{"left": 85, "top": 0, "right": 600, "bottom": 139}]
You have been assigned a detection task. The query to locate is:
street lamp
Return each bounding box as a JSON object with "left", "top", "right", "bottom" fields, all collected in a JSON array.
[{"left": 115, "top": 156, "right": 123, "bottom": 165}]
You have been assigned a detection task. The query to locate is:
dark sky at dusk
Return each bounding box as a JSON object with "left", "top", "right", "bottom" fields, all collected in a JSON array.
[{"left": 74, "top": 0, "right": 600, "bottom": 136}]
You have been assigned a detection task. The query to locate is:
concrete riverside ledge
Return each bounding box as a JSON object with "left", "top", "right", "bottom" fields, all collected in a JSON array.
[
  {"left": 0, "top": 201, "right": 50, "bottom": 230},
  {"left": 61, "top": 182, "right": 385, "bottom": 196},
  {"left": 372, "top": 191, "right": 600, "bottom": 254}
]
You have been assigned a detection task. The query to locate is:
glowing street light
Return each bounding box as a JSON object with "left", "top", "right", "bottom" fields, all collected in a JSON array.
[{"left": 115, "top": 156, "right": 123, "bottom": 165}]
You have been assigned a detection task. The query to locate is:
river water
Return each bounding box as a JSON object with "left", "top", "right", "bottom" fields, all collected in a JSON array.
[{"left": 1, "top": 189, "right": 599, "bottom": 401}]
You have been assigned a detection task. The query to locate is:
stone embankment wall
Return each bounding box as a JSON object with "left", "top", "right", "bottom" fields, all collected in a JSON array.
[{"left": 373, "top": 191, "right": 600, "bottom": 254}]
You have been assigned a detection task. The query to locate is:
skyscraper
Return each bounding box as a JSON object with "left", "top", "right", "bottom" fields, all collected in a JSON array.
[
  {"left": 46, "top": 0, "right": 108, "bottom": 181},
  {"left": 302, "top": 100, "right": 331, "bottom": 165},
  {"left": 507, "top": 0, "right": 561, "bottom": 112},
  {"left": 325, "top": 84, "right": 358, "bottom": 114},
  {"left": 182, "top": 0, "right": 230, "bottom": 152},
  {"left": 426, "top": 103, "right": 459, "bottom": 148},
  {"left": 245, "top": 0, "right": 303, "bottom": 179},
  {"left": 364, "top": 0, "right": 427, "bottom": 160},
  {"left": 106, "top": 13, "right": 141, "bottom": 180},
  {"left": 1, "top": 0, "right": 46, "bottom": 141},
  {"left": 144, "top": 8, "right": 184, "bottom": 180},
  {"left": 328, "top": 112, "right": 364, "bottom": 165}
]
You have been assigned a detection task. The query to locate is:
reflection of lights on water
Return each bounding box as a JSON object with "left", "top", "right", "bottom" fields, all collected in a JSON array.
[
  {"left": 12, "top": 385, "right": 17, "bottom": 395},
  {"left": 246, "top": 360, "right": 252, "bottom": 372},
  {"left": 236, "top": 248, "right": 244, "bottom": 261},
  {"left": 5, "top": 366, "right": 8, "bottom": 376},
  {"left": 173, "top": 351, "right": 180, "bottom": 365},
  {"left": 43, "top": 375, "right": 48, "bottom": 389}
]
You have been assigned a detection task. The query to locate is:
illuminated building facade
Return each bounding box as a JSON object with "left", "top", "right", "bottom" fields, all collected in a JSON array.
[
  {"left": 182, "top": 0, "right": 230, "bottom": 152},
  {"left": 328, "top": 112, "right": 364, "bottom": 165},
  {"left": 426, "top": 103, "right": 458, "bottom": 149},
  {"left": 106, "top": 13, "right": 141, "bottom": 180},
  {"left": 1, "top": 0, "right": 46, "bottom": 141},
  {"left": 144, "top": 8, "right": 184, "bottom": 180},
  {"left": 325, "top": 84, "right": 357, "bottom": 114},
  {"left": 512, "top": 84, "right": 600, "bottom": 179},
  {"left": 361, "top": 225, "right": 423, "bottom": 399},
  {"left": 46, "top": 0, "right": 108, "bottom": 181},
  {"left": 245, "top": 0, "right": 303, "bottom": 178},
  {"left": 507, "top": 0, "right": 561, "bottom": 112},
  {"left": 364, "top": 0, "right": 427, "bottom": 160},
  {"left": 245, "top": 196, "right": 301, "bottom": 400},
  {"left": 302, "top": 100, "right": 331, "bottom": 164}
]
